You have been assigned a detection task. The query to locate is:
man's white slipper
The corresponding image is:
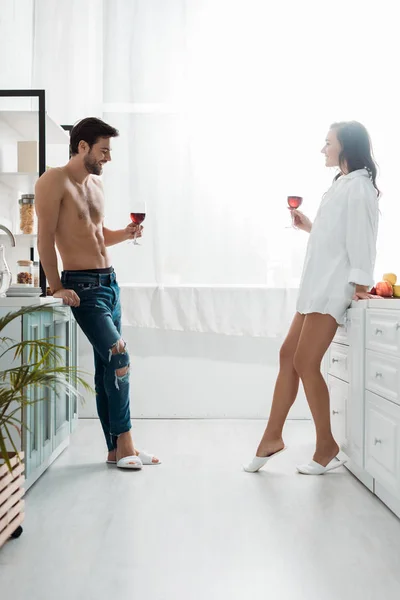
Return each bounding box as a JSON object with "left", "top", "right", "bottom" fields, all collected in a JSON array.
[
  {"left": 138, "top": 450, "right": 161, "bottom": 465},
  {"left": 243, "top": 447, "right": 287, "bottom": 473},
  {"left": 116, "top": 455, "right": 143, "bottom": 469},
  {"left": 107, "top": 451, "right": 160, "bottom": 466},
  {"left": 296, "top": 457, "right": 346, "bottom": 475}
]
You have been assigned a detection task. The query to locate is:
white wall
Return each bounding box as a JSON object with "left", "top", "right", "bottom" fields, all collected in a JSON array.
[
  {"left": 0, "top": 0, "right": 34, "bottom": 96},
  {"left": 78, "top": 325, "right": 310, "bottom": 420},
  {"left": 0, "top": 2, "right": 310, "bottom": 422}
]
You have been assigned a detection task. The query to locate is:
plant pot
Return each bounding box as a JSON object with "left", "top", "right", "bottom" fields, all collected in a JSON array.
[{"left": 0, "top": 452, "right": 25, "bottom": 548}]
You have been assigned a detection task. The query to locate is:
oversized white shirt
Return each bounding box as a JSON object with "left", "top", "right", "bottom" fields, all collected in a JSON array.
[{"left": 296, "top": 168, "right": 379, "bottom": 325}]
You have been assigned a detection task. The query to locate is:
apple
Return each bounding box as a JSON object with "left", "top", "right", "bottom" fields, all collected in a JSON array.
[
  {"left": 376, "top": 281, "right": 393, "bottom": 297},
  {"left": 370, "top": 286, "right": 377, "bottom": 295},
  {"left": 383, "top": 273, "right": 397, "bottom": 285}
]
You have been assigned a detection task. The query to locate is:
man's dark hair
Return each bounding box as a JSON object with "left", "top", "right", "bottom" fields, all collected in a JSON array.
[{"left": 69, "top": 117, "right": 119, "bottom": 155}]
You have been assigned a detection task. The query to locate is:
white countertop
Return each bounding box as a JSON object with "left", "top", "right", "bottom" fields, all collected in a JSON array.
[
  {"left": 350, "top": 298, "right": 400, "bottom": 309},
  {"left": 0, "top": 296, "right": 63, "bottom": 307}
]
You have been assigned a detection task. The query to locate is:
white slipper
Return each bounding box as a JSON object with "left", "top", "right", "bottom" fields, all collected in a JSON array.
[
  {"left": 106, "top": 459, "right": 117, "bottom": 464},
  {"left": 116, "top": 455, "right": 143, "bottom": 469},
  {"left": 296, "top": 457, "right": 347, "bottom": 475},
  {"left": 138, "top": 450, "right": 161, "bottom": 465},
  {"left": 243, "top": 447, "right": 287, "bottom": 473}
]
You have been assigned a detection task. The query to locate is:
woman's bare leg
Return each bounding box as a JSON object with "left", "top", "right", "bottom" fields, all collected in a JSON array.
[
  {"left": 256, "top": 313, "right": 305, "bottom": 457},
  {"left": 293, "top": 313, "right": 338, "bottom": 466}
]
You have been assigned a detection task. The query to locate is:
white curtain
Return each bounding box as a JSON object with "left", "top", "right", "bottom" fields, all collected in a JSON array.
[{"left": 5, "top": 0, "right": 399, "bottom": 288}]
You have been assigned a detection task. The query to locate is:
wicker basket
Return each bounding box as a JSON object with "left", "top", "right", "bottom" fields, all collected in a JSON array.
[{"left": 0, "top": 453, "right": 25, "bottom": 548}]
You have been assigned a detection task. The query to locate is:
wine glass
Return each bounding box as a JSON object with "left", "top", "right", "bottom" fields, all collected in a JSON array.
[
  {"left": 285, "top": 195, "right": 303, "bottom": 228},
  {"left": 130, "top": 202, "right": 146, "bottom": 245}
]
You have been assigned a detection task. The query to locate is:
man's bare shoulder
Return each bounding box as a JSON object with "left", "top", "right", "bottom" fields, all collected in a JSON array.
[{"left": 36, "top": 167, "right": 69, "bottom": 190}]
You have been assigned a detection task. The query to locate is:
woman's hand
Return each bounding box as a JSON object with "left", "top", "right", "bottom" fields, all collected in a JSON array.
[
  {"left": 352, "top": 284, "right": 378, "bottom": 301},
  {"left": 291, "top": 209, "right": 312, "bottom": 233}
]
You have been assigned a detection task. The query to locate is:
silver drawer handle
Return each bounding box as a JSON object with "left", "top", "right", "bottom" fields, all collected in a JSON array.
[
  {"left": 332, "top": 410, "right": 339, "bottom": 415},
  {"left": 374, "top": 438, "right": 382, "bottom": 445},
  {"left": 396, "top": 323, "right": 400, "bottom": 330},
  {"left": 332, "top": 358, "right": 339, "bottom": 363},
  {"left": 375, "top": 328, "right": 383, "bottom": 335},
  {"left": 375, "top": 372, "right": 383, "bottom": 378}
]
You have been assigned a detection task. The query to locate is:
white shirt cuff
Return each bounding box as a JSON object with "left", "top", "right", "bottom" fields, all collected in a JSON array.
[{"left": 348, "top": 268, "right": 373, "bottom": 286}]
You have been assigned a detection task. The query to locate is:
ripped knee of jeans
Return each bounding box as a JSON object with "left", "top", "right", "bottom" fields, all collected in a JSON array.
[
  {"left": 108, "top": 339, "right": 130, "bottom": 389},
  {"left": 109, "top": 338, "right": 127, "bottom": 360}
]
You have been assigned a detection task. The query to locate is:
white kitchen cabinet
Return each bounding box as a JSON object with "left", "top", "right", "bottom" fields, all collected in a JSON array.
[
  {"left": 365, "top": 390, "right": 400, "bottom": 496},
  {"left": 327, "top": 375, "right": 348, "bottom": 453},
  {"left": 366, "top": 309, "right": 400, "bottom": 356},
  {"left": 365, "top": 350, "right": 400, "bottom": 405},
  {"left": 346, "top": 306, "right": 366, "bottom": 469},
  {"left": 327, "top": 343, "right": 349, "bottom": 382},
  {"left": 328, "top": 299, "right": 400, "bottom": 518},
  {"left": 333, "top": 314, "right": 350, "bottom": 346}
]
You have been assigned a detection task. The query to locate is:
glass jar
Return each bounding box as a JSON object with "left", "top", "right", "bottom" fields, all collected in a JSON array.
[
  {"left": 19, "top": 194, "right": 35, "bottom": 234},
  {"left": 17, "top": 260, "right": 33, "bottom": 285},
  {"left": 0, "top": 245, "right": 12, "bottom": 296},
  {"left": 33, "top": 261, "right": 40, "bottom": 288}
]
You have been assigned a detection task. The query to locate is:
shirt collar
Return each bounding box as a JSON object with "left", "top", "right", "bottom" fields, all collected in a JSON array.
[{"left": 342, "top": 168, "right": 369, "bottom": 180}]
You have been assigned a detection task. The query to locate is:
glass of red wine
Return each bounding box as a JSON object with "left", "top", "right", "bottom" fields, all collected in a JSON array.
[
  {"left": 130, "top": 202, "right": 146, "bottom": 245},
  {"left": 286, "top": 195, "right": 303, "bottom": 228}
]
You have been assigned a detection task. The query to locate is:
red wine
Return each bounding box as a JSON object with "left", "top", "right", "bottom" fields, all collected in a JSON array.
[
  {"left": 287, "top": 196, "right": 303, "bottom": 209},
  {"left": 130, "top": 212, "right": 146, "bottom": 225}
]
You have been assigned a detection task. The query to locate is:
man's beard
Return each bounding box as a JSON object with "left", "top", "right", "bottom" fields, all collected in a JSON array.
[{"left": 84, "top": 152, "right": 103, "bottom": 175}]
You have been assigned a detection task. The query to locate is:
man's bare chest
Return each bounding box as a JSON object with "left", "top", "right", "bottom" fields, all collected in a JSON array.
[{"left": 62, "top": 182, "right": 104, "bottom": 225}]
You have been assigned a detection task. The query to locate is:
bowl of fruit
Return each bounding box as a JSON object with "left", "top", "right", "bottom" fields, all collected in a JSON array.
[{"left": 370, "top": 273, "right": 399, "bottom": 297}]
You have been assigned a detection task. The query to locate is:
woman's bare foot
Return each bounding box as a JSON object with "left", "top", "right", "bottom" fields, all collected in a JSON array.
[
  {"left": 313, "top": 440, "right": 340, "bottom": 467},
  {"left": 256, "top": 437, "right": 285, "bottom": 458}
]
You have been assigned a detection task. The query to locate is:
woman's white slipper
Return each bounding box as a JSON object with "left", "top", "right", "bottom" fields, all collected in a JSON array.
[
  {"left": 116, "top": 455, "right": 143, "bottom": 469},
  {"left": 243, "top": 447, "right": 287, "bottom": 473},
  {"left": 296, "top": 457, "right": 346, "bottom": 475},
  {"left": 138, "top": 450, "right": 161, "bottom": 465}
]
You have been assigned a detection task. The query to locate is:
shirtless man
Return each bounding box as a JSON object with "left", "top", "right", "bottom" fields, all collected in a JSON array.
[{"left": 35, "top": 117, "right": 160, "bottom": 469}]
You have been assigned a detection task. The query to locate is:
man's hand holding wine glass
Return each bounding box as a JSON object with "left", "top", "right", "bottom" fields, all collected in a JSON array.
[
  {"left": 125, "top": 222, "right": 143, "bottom": 241},
  {"left": 129, "top": 201, "right": 146, "bottom": 244}
]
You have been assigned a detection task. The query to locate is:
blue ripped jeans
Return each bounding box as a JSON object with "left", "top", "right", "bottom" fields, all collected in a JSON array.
[{"left": 61, "top": 268, "right": 131, "bottom": 451}]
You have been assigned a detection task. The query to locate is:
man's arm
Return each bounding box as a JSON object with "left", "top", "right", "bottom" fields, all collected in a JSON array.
[
  {"left": 35, "top": 170, "right": 80, "bottom": 307},
  {"left": 35, "top": 170, "right": 64, "bottom": 292},
  {"left": 103, "top": 223, "right": 142, "bottom": 246}
]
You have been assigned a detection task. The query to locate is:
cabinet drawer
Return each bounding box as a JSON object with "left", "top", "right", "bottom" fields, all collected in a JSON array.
[
  {"left": 333, "top": 312, "right": 349, "bottom": 345},
  {"left": 327, "top": 375, "right": 348, "bottom": 451},
  {"left": 365, "top": 391, "right": 400, "bottom": 495},
  {"left": 366, "top": 309, "right": 400, "bottom": 356},
  {"left": 327, "top": 343, "right": 349, "bottom": 383},
  {"left": 365, "top": 350, "right": 400, "bottom": 405}
]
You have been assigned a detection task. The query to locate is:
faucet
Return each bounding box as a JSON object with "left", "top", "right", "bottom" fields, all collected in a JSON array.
[{"left": 0, "top": 225, "right": 16, "bottom": 247}]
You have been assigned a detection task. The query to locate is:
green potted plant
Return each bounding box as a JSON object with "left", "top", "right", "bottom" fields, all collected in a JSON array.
[{"left": 0, "top": 304, "right": 91, "bottom": 547}]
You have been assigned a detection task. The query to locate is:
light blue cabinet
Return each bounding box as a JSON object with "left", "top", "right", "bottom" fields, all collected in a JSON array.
[
  {"left": 19, "top": 306, "right": 79, "bottom": 489},
  {"left": 22, "top": 312, "right": 42, "bottom": 479},
  {"left": 52, "top": 310, "right": 71, "bottom": 450}
]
